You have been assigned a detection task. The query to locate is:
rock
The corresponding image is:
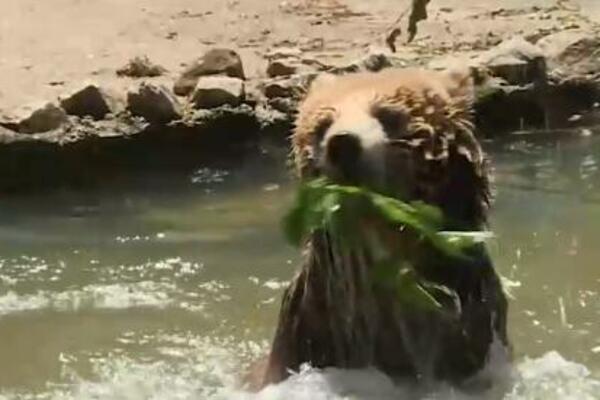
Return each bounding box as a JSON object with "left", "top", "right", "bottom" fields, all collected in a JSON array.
[
  {"left": 0, "top": 109, "right": 262, "bottom": 193},
  {"left": 1, "top": 103, "right": 68, "bottom": 134},
  {"left": 117, "top": 56, "right": 167, "bottom": 78},
  {"left": 472, "top": 35, "right": 600, "bottom": 133},
  {"left": 60, "top": 85, "right": 123, "bottom": 120},
  {"left": 261, "top": 74, "right": 315, "bottom": 100},
  {"left": 335, "top": 48, "right": 393, "bottom": 74},
  {"left": 475, "top": 81, "right": 534, "bottom": 133},
  {"left": 244, "top": 81, "right": 263, "bottom": 107},
  {"left": 190, "top": 76, "right": 245, "bottom": 109},
  {"left": 360, "top": 50, "right": 393, "bottom": 72},
  {"left": 474, "top": 73, "right": 600, "bottom": 134},
  {"left": 267, "top": 97, "right": 298, "bottom": 115},
  {"left": 262, "top": 79, "right": 302, "bottom": 99},
  {"left": 477, "top": 36, "right": 547, "bottom": 86},
  {"left": 127, "top": 83, "right": 182, "bottom": 124},
  {"left": 267, "top": 59, "right": 299, "bottom": 78},
  {"left": 61, "top": 114, "right": 148, "bottom": 141},
  {"left": 537, "top": 31, "right": 591, "bottom": 60},
  {"left": 524, "top": 27, "right": 561, "bottom": 44},
  {"left": 174, "top": 104, "right": 261, "bottom": 150},
  {"left": 266, "top": 54, "right": 331, "bottom": 78},
  {"left": 20, "top": 103, "right": 68, "bottom": 133},
  {"left": 255, "top": 103, "right": 290, "bottom": 126},
  {"left": 0, "top": 126, "right": 21, "bottom": 144},
  {"left": 537, "top": 31, "right": 600, "bottom": 76},
  {"left": 263, "top": 81, "right": 295, "bottom": 99},
  {"left": 174, "top": 48, "right": 246, "bottom": 96},
  {"left": 264, "top": 46, "right": 331, "bottom": 78},
  {"left": 255, "top": 103, "right": 294, "bottom": 143}
]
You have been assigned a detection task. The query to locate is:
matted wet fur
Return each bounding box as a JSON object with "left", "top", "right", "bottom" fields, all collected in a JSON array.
[{"left": 252, "top": 68, "right": 509, "bottom": 390}]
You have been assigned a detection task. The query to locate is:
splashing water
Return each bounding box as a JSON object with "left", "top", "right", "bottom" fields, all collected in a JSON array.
[
  {"left": 0, "top": 138, "right": 599, "bottom": 399},
  {"left": 1, "top": 334, "right": 597, "bottom": 400}
]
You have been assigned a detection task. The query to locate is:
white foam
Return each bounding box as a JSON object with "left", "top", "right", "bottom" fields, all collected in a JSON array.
[
  {"left": 226, "top": 367, "right": 411, "bottom": 400},
  {"left": 505, "top": 352, "right": 600, "bottom": 400},
  {"left": 1, "top": 334, "right": 597, "bottom": 400},
  {"left": 0, "top": 282, "right": 206, "bottom": 316},
  {"left": 229, "top": 352, "right": 600, "bottom": 400}
]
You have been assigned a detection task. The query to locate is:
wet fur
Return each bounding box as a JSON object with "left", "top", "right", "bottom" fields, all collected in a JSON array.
[{"left": 253, "top": 68, "right": 509, "bottom": 389}]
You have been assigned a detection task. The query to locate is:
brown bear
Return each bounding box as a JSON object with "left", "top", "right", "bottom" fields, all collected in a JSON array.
[{"left": 254, "top": 68, "right": 509, "bottom": 389}]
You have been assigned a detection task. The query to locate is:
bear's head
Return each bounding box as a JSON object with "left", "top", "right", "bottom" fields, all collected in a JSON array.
[{"left": 293, "top": 68, "right": 490, "bottom": 229}]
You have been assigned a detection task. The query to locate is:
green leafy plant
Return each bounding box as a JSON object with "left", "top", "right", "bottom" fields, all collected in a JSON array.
[{"left": 283, "top": 178, "right": 490, "bottom": 311}]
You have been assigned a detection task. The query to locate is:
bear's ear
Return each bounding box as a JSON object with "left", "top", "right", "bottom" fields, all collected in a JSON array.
[{"left": 442, "top": 65, "right": 475, "bottom": 104}]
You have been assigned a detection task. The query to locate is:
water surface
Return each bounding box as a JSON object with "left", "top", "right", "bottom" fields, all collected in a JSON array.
[{"left": 0, "top": 133, "right": 599, "bottom": 399}]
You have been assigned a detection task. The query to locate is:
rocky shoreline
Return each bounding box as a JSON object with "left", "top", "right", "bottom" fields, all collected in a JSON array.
[{"left": 2, "top": 4, "right": 600, "bottom": 192}]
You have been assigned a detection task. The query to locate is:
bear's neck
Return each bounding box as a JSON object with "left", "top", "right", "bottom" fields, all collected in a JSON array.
[{"left": 301, "top": 230, "right": 381, "bottom": 366}]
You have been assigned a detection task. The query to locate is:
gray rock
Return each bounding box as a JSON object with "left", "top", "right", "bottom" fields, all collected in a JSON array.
[
  {"left": 476, "top": 36, "right": 547, "bottom": 85},
  {"left": 244, "top": 81, "right": 263, "bottom": 106},
  {"left": 336, "top": 49, "right": 393, "bottom": 74},
  {"left": 1, "top": 103, "right": 68, "bottom": 134},
  {"left": 360, "top": 50, "right": 393, "bottom": 72},
  {"left": 255, "top": 103, "right": 294, "bottom": 141},
  {"left": 268, "top": 97, "right": 298, "bottom": 115},
  {"left": 537, "top": 31, "right": 594, "bottom": 61},
  {"left": 174, "top": 48, "right": 246, "bottom": 96},
  {"left": 127, "top": 83, "right": 182, "bottom": 124},
  {"left": 117, "top": 56, "right": 167, "bottom": 78},
  {"left": 261, "top": 74, "right": 315, "bottom": 100},
  {"left": 267, "top": 59, "right": 299, "bottom": 78},
  {"left": 60, "top": 85, "right": 123, "bottom": 120},
  {"left": 20, "top": 103, "right": 68, "bottom": 133},
  {"left": 190, "top": 76, "right": 245, "bottom": 109},
  {"left": 180, "top": 103, "right": 255, "bottom": 126},
  {"left": 263, "top": 80, "right": 300, "bottom": 99},
  {"left": 537, "top": 31, "right": 600, "bottom": 76},
  {"left": 0, "top": 125, "right": 21, "bottom": 144},
  {"left": 255, "top": 103, "right": 290, "bottom": 127}
]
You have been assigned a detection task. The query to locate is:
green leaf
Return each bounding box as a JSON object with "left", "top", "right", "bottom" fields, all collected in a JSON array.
[
  {"left": 282, "top": 178, "right": 490, "bottom": 313},
  {"left": 282, "top": 179, "right": 487, "bottom": 256}
]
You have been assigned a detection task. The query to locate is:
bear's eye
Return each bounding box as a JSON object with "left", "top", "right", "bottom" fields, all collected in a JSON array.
[{"left": 373, "top": 107, "right": 407, "bottom": 138}]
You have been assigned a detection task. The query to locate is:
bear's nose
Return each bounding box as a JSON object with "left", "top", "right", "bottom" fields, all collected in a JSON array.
[{"left": 326, "top": 132, "right": 362, "bottom": 176}]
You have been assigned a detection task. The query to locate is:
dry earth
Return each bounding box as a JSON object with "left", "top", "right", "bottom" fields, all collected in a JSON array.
[
  {"left": 2, "top": 0, "right": 600, "bottom": 193},
  {"left": 1, "top": 0, "right": 597, "bottom": 115}
]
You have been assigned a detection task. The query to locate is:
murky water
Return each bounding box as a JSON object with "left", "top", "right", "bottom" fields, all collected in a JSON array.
[{"left": 0, "top": 133, "right": 599, "bottom": 399}]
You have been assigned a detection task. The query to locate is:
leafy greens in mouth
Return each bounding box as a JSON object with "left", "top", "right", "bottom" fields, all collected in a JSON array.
[{"left": 283, "top": 178, "right": 493, "bottom": 311}]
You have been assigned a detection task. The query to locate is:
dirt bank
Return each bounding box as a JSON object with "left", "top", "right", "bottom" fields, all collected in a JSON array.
[
  {"left": 1, "top": 0, "right": 600, "bottom": 192},
  {"left": 1, "top": 0, "right": 594, "bottom": 112}
]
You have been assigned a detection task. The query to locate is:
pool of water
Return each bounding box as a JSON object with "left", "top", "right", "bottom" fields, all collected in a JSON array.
[{"left": 0, "top": 133, "right": 599, "bottom": 399}]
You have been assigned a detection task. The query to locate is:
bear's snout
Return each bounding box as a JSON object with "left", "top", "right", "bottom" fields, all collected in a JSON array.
[{"left": 325, "top": 132, "right": 363, "bottom": 181}]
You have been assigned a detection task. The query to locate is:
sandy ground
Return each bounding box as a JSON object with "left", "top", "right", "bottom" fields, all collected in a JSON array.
[
  {"left": 0, "top": 0, "right": 596, "bottom": 116},
  {"left": 578, "top": 0, "right": 600, "bottom": 20}
]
